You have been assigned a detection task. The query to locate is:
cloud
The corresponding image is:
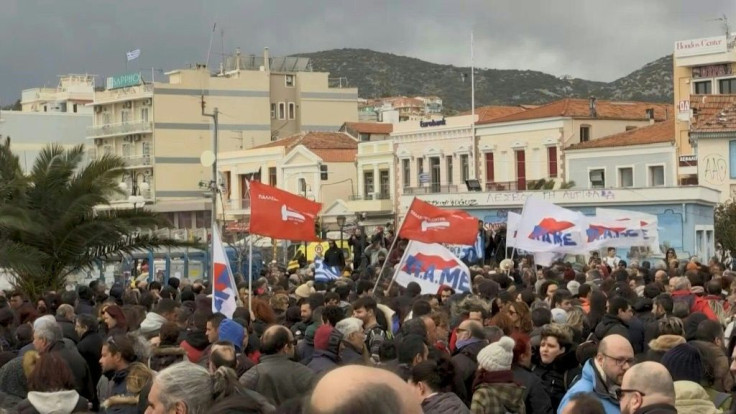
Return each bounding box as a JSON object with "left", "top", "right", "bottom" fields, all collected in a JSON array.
[{"left": 1, "top": 0, "right": 733, "bottom": 101}]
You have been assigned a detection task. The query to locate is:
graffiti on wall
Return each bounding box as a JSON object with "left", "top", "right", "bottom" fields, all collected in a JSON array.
[{"left": 702, "top": 154, "right": 728, "bottom": 185}]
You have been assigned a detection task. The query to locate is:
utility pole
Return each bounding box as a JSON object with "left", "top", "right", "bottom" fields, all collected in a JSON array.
[{"left": 202, "top": 98, "right": 219, "bottom": 279}]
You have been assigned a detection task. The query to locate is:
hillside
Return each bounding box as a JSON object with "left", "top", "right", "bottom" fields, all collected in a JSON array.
[{"left": 293, "top": 49, "right": 673, "bottom": 112}]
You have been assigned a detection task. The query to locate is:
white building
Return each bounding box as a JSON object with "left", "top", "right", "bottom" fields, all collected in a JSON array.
[{"left": 21, "top": 74, "right": 96, "bottom": 115}]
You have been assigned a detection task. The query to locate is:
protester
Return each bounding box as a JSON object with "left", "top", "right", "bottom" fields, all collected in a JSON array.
[
  {"left": 618, "top": 361, "right": 677, "bottom": 414},
  {"left": 16, "top": 352, "right": 90, "bottom": 414},
  {"left": 532, "top": 324, "right": 580, "bottom": 408},
  {"left": 470, "top": 336, "right": 526, "bottom": 414}
]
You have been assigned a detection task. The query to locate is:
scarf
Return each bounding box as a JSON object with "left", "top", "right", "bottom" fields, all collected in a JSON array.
[
  {"left": 456, "top": 337, "right": 483, "bottom": 350},
  {"left": 472, "top": 369, "right": 516, "bottom": 391}
]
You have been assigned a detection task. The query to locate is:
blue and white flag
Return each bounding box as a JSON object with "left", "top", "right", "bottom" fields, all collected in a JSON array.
[
  {"left": 212, "top": 225, "right": 237, "bottom": 319},
  {"left": 126, "top": 49, "right": 141, "bottom": 61},
  {"left": 314, "top": 258, "right": 341, "bottom": 282},
  {"left": 394, "top": 241, "right": 471, "bottom": 294},
  {"left": 449, "top": 233, "right": 484, "bottom": 264}
]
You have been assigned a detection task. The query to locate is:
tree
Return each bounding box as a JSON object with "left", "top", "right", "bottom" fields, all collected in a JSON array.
[
  {"left": 715, "top": 201, "right": 736, "bottom": 254},
  {"left": 0, "top": 142, "right": 190, "bottom": 299}
]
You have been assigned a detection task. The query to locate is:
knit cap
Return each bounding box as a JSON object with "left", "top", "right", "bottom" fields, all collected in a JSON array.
[
  {"left": 476, "top": 336, "right": 515, "bottom": 372},
  {"left": 566, "top": 281, "right": 580, "bottom": 296},
  {"left": 661, "top": 343, "right": 703, "bottom": 383},
  {"left": 551, "top": 308, "right": 568, "bottom": 324},
  {"left": 218, "top": 319, "right": 245, "bottom": 352}
]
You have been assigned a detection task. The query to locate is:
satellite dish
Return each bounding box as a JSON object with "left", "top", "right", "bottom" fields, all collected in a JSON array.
[{"left": 200, "top": 150, "right": 216, "bottom": 167}]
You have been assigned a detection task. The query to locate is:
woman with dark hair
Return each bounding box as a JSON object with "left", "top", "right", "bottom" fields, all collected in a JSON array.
[
  {"left": 531, "top": 324, "right": 580, "bottom": 409},
  {"left": 16, "top": 352, "right": 89, "bottom": 413},
  {"left": 502, "top": 301, "right": 532, "bottom": 334},
  {"left": 249, "top": 299, "right": 276, "bottom": 339},
  {"left": 510, "top": 332, "right": 553, "bottom": 414},
  {"left": 583, "top": 290, "right": 607, "bottom": 337},
  {"left": 102, "top": 305, "right": 128, "bottom": 337},
  {"left": 409, "top": 358, "right": 469, "bottom": 414},
  {"left": 436, "top": 285, "right": 455, "bottom": 306},
  {"left": 148, "top": 322, "right": 188, "bottom": 372}
]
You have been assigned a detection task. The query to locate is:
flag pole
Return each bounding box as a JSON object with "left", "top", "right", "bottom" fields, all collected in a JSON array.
[
  {"left": 248, "top": 232, "right": 253, "bottom": 312},
  {"left": 371, "top": 198, "right": 415, "bottom": 294},
  {"left": 385, "top": 241, "right": 412, "bottom": 294}
]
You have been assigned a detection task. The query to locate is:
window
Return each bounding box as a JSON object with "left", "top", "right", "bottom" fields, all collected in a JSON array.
[
  {"left": 590, "top": 169, "right": 605, "bottom": 188},
  {"left": 121, "top": 110, "right": 129, "bottom": 124},
  {"left": 547, "top": 147, "right": 558, "bottom": 178},
  {"left": 364, "top": 171, "right": 374, "bottom": 197},
  {"left": 122, "top": 143, "right": 132, "bottom": 158},
  {"left": 402, "top": 159, "right": 411, "bottom": 188},
  {"left": 694, "top": 80, "right": 713, "bottom": 94},
  {"left": 580, "top": 125, "right": 591, "bottom": 142},
  {"left": 278, "top": 102, "right": 285, "bottom": 120},
  {"left": 298, "top": 178, "right": 307, "bottom": 194},
  {"left": 730, "top": 140, "right": 736, "bottom": 178},
  {"left": 446, "top": 156, "right": 454, "bottom": 184},
  {"left": 288, "top": 102, "right": 296, "bottom": 120},
  {"left": 460, "top": 154, "right": 469, "bottom": 182},
  {"left": 103, "top": 144, "right": 114, "bottom": 155},
  {"left": 270, "top": 103, "right": 276, "bottom": 119},
  {"left": 618, "top": 167, "right": 633, "bottom": 188},
  {"left": 224, "top": 171, "right": 231, "bottom": 198},
  {"left": 515, "top": 150, "right": 526, "bottom": 190},
  {"left": 269, "top": 167, "right": 277, "bottom": 186},
  {"left": 417, "top": 157, "right": 424, "bottom": 175},
  {"left": 73, "top": 104, "right": 78, "bottom": 113},
  {"left": 720, "top": 78, "right": 736, "bottom": 94},
  {"left": 430, "top": 157, "right": 441, "bottom": 192},
  {"left": 649, "top": 165, "right": 665, "bottom": 187},
  {"left": 177, "top": 212, "right": 193, "bottom": 229},
  {"left": 320, "top": 165, "right": 328, "bottom": 180},
  {"left": 141, "top": 107, "right": 149, "bottom": 122},
  {"left": 379, "top": 170, "right": 390, "bottom": 197},
  {"left": 103, "top": 112, "right": 111, "bottom": 125},
  {"left": 285, "top": 75, "right": 295, "bottom": 87},
  {"left": 485, "top": 153, "right": 494, "bottom": 183},
  {"left": 360, "top": 133, "right": 370, "bottom": 142}
]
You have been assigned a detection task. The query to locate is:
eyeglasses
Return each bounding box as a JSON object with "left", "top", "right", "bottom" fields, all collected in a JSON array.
[
  {"left": 602, "top": 353, "right": 635, "bottom": 367},
  {"left": 615, "top": 388, "right": 646, "bottom": 400}
]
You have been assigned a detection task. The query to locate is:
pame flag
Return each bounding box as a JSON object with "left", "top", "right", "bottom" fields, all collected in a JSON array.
[
  {"left": 212, "top": 225, "right": 237, "bottom": 319},
  {"left": 314, "top": 258, "right": 341, "bottom": 282},
  {"left": 597, "top": 208, "right": 662, "bottom": 255},
  {"left": 516, "top": 198, "right": 585, "bottom": 253},
  {"left": 584, "top": 217, "right": 644, "bottom": 250},
  {"left": 449, "top": 233, "right": 484, "bottom": 264},
  {"left": 394, "top": 241, "right": 471, "bottom": 295}
]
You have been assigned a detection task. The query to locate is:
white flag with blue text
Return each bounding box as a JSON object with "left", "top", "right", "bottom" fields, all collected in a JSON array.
[
  {"left": 314, "top": 258, "right": 341, "bottom": 282},
  {"left": 126, "top": 49, "right": 141, "bottom": 61}
]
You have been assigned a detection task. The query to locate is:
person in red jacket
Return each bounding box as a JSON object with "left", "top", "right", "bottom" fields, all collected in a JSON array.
[{"left": 670, "top": 276, "right": 717, "bottom": 321}]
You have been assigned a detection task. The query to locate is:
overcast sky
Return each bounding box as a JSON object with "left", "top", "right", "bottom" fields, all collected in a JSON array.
[{"left": 1, "top": 0, "right": 734, "bottom": 103}]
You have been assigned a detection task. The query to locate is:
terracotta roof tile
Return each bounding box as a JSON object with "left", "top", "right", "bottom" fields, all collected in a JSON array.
[
  {"left": 459, "top": 105, "right": 529, "bottom": 122},
  {"left": 566, "top": 120, "right": 674, "bottom": 150},
  {"left": 478, "top": 98, "right": 672, "bottom": 124},
  {"left": 690, "top": 94, "right": 736, "bottom": 133},
  {"left": 253, "top": 131, "right": 357, "bottom": 162},
  {"left": 342, "top": 122, "right": 393, "bottom": 134}
]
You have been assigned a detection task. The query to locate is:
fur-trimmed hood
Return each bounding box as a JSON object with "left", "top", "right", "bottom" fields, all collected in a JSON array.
[
  {"left": 102, "top": 394, "right": 140, "bottom": 408},
  {"left": 648, "top": 334, "right": 686, "bottom": 352}
]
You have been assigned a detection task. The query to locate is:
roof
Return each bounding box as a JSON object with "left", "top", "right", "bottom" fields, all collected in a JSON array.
[
  {"left": 477, "top": 98, "right": 672, "bottom": 125},
  {"left": 460, "top": 105, "right": 529, "bottom": 123},
  {"left": 342, "top": 122, "right": 393, "bottom": 135},
  {"left": 689, "top": 94, "right": 736, "bottom": 133},
  {"left": 566, "top": 119, "right": 675, "bottom": 150},
  {"left": 253, "top": 131, "right": 357, "bottom": 162}
]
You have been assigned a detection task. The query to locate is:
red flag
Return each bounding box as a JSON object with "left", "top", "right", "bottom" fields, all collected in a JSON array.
[
  {"left": 399, "top": 198, "right": 478, "bottom": 245},
  {"left": 249, "top": 181, "right": 322, "bottom": 242}
]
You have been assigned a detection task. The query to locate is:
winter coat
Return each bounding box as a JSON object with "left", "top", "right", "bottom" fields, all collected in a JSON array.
[
  {"left": 98, "top": 363, "right": 153, "bottom": 414},
  {"left": 512, "top": 365, "right": 553, "bottom": 414},
  {"left": 179, "top": 330, "right": 209, "bottom": 363},
  {"left": 139, "top": 312, "right": 167, "bottom": 339},
  {"left": 0, "top": 390, "right": 23, "bottom": 411},
  {"left": 323, "top": 245, "right": 345, "bottom": 268},
  {"left": 690, "top": 340, "right": 734, "bottom": 393},
  {"left": 16, "top": 390, "right": 89, "bottom": 414},
  {"left": 239, "top": 353, "right": 316, "bottom": 406},
  {"left": 56, "top": 316, "right": 80, "bottom": 344},
  {"left": 593, "top": 314, "right": 630, "bottom": 341},
  {"left": 76, "top": 330, "right": 103, "bottom": 408},
  {"left": 632, "top": 403, "right": 679, "bottom": 413},
  {"left": 47, "top": 341, "right": 95, "bottom": 404},
  {"left": 422, "top": 392, "right": 470, "bottom": 414},
  {"left": 627, "top": 317, "right": 647, "bottom": 354},
  {"left": 640, "top": 334, "right": 685, "bottom": 363},
  {"left": 671, "top": 290, "right": 718, "bottom": 321},
  {"left": 532, "top": 348, "right": 581, "bottom": 409},
  {"left": 147, "top": 345, "right": 187, "bottom": 372},
  {"left": 452, "top": 339, "right": 488, "bottom": 405},
  {"left": 0, "top": 357, "right": 27, "bottom": 400},
  {"left": 557, "top": 360, "right": 621, "bottom": 414},
  {"left": 75, "top": 301, "right": 95, "bottom": 316},
  {"left": 339, "top": 341, "right": 366, "bottom": 365},
  {"left": 673, "top": 380, "right": 723, "bottom": 414},
  {"left": 307, "top": 349, "right": 339, "bottom": 377},
  {"left": 471, "top": 382, "right": 526, "bottom": 414}
]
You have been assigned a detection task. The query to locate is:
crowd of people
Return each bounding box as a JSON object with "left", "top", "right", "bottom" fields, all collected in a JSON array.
[{"left": 0, "top": 228, "right": 735, "bottom": 414}]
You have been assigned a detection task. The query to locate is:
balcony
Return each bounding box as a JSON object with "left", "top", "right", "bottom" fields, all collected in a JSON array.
[
  {"left": 222, "top": 198, "right": 251, "bottom": 218},
  {"left": 107, "top": 185, "right": 155, "bottom": 205},
  {"left": 404, "top": 184, "right": 459, "bottom": 195},
  {"left": 93, "top": 84, "right": 153, "bottom": 105},
  {"left": 87, "top": 121, "right": 153, "bottom": 139},
  {"left": 122, "top": 154, "right": 152, "bottom": 168},
  {"left": 346, "top": 193, "right": 393, "bottom": 212}
]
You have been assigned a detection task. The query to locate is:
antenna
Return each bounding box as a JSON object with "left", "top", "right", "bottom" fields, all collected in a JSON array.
[
  {"left": 712, "top": 14, "right": 730, "bottom": 37},
  {"left": 205, "top": 22, "right": 216, "bottom": 70},
  {"left": 220, "top": 28, "right": 225, "bottom": 75}
]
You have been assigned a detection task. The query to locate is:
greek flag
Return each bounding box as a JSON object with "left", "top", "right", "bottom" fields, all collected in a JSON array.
[
  {"left": 126, "top": 49, "right": 141, "bottom": 61},
  {"left": 314, "top": 258, "right": 341, "bottom": 282}
]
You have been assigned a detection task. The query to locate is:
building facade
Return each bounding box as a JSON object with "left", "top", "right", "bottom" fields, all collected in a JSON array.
[{"left": 20, "top": 74, "right": 95, "bottom": 114}]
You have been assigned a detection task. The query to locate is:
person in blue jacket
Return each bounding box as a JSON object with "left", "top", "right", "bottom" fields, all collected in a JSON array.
[{"left": 557, "top": 334, "right": 634, "bottom": 414}]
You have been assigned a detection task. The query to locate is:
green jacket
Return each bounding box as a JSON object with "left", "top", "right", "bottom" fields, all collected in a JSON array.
[{"left": 470, "top": 383, "right": 526, "bottom": 414}]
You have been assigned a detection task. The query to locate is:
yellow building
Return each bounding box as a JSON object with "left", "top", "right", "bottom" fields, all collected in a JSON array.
[
  {"left": 87, "top": 49, "right": 358, "bottom": 230},
  {"left": 673, "top": 34, "right": 736, "bottom": 189}
]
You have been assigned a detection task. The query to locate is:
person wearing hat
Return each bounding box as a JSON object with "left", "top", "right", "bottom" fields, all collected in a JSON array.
[
  {"left": 218, "top": 319, "right": 254, "bottom": 378},
  {"left": 323, "top": 240, "right": 345, "bottom": 269},
  {"left": 661, "top": 343, "right": 724, "bottom": 414},
  {"left": 470, "top": 336, "right": 525, "bottom": 413}
]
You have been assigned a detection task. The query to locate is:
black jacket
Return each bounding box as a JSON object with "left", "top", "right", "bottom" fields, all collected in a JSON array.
[
  {"left": 594, "top": 314, "right": 630, "bottom": 341},
  {"left": 48, "top": 341, "right": 95, "bottom": 405},
  {"left": 77, "top": 330, "right": 104, "bottom": 401},
  {"left": 632, "top": 403, "right": 678, "bottom": 414},
  {"left": 512, "top": 365, "right": 554, "bottom": 414},
  {"left": 147, "top": 346, "right": 187, "bottom": 372},
  {"left": 323, "top": 245, "right": 345, "bottom": 268},
  {"left": 627, "top": 317, "right": 647, "bottom": 355},
  {"left": 56, "top": 315, "right": 80, "bottom": 344},
  {"left": 532, "top": 348, "right": 581, "bottom": 409},
  {"left": 451, "top": 339, "right": 488, "bottom": 406},
  {"left": 421, "top": 392, "right": 470, "bottom": 414}
]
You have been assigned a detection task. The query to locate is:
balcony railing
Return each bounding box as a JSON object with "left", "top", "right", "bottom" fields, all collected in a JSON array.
[
  {"left": 94, "top": 84, "right": 153, "bottom": 104},
  {"left": 87, "top": 120, "right": 153, "bottom": 139},
  {"left": 404, "top": 184, "right": 459, "bottom": 195},
  {"left": 122, "top": 154, "right": 152, "bottom": 168},
  {"left": 349, "top": 193, "right": 391, "bottom": 201},
  {"left": 485, "top": 181, "right": 525, "bottom": 191}
]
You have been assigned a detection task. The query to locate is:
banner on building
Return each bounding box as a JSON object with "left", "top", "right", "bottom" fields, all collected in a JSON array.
[{"left": 393, "top": 241, "right": 471, "bottom": 295}]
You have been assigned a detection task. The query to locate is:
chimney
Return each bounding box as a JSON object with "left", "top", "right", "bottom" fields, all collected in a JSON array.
[
  {"left": 646, "top": 108, "right": 655, "bottom": 124},
  {"left": 263, "top": 47, "right": 270, "bottom": 72},
  {"left": 589, "top": 96, "right": 597, "bottom": 118}
]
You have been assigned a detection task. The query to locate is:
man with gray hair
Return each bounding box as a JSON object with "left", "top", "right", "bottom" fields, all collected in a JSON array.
[
  {"left": 618, "top": 361, "right": 677, "bottom": 414},
  {"left": 335, "top": 317, "right": 367, "bottom": 365},
  {"left": 56, "top": 303, "right": 79, "bottom": 343}
]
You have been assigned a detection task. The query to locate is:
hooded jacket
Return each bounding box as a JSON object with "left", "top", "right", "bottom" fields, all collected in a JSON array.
[
  {"left": 139, "top": 312, "right": 167, "bottom": 339},
  {"left": 471, "top": 377, "right": 526, "bottom": 414},
  {"left": 16, "top": 390, "right": 89, "bottom": 414},
  {"left": 557, "top": 360, "right": 621, "bottom": 414},
  {"left": 673, "top": 380, "right": 723, "bottom": 414},
  {"left": 641, "top": 335, "right": 685, "bottom": 363},
  {"left": 147, "top": 345, "right": 188, "bottom": 372},
  {"left": 594, "top": 314, "right": 630, "bottom": 342},
  {"left": 512, "top": 365, "right": 554, "bottom": 414},
  {"left": 422, "top": 392, "right": 470, "bottom": 414}
]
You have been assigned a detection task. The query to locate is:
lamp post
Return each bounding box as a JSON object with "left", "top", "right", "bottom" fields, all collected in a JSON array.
[{"left": 337, "top": 214, "right": 346, "bottom": 253}]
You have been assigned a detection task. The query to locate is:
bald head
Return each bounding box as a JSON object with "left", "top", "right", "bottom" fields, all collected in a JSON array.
[
  {"left": 458, "top": 319, "right": 485, "bottom": 340},
  {"left": 309, "top": 365, "right": 422, "bottom": 414},
  {"left": 598, "top": 334, "right": 633, "bottom": 356},
  {"left": 622, "top": 362, "right": 675, "bottom": 403},
  {"left": 260, "top": 325, "right": 294, "bottom": 356}
]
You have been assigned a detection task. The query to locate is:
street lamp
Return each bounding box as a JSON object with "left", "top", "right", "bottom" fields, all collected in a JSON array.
[{"left": 337, "top": 215, "right": 346, "bottom": 252}]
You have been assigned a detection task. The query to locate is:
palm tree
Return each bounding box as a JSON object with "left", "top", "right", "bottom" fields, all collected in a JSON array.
[{"left": 0, "top": 142, "right": 190, "bottom": 299}]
